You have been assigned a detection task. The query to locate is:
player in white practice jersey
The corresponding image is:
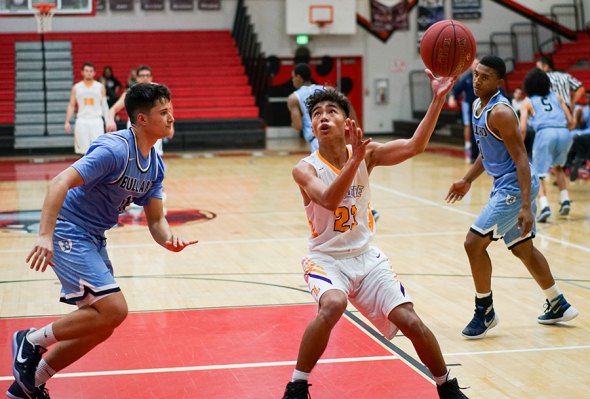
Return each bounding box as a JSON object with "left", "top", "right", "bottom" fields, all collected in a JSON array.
[{"left": 65, "top": 63, "right": 109, "bottom": 155}]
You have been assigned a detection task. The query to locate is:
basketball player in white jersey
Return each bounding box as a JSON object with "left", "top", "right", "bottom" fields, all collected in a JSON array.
[
  {"left": 64, "top": 63, "right": 109, "bottom": 155},
  {"left": 282, "top": 71, "right": 470, "bottom": 399},
  {"left": 106, "top": 65, "right": 164, "bottom": 155}
]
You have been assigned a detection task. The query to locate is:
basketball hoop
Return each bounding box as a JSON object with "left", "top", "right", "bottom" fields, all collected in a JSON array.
[
  {"left": 33, "top": 3, "right": 57, "bottom": 34},
  {"left": 309, "top": 5, "right": 333, "bottom": 31}
]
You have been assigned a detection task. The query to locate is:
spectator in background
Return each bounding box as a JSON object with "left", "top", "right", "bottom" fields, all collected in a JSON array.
[
  {"left": 99, "top": 66, "right": 122, "bottom": 108},
  {"left": 448, "top": 58, "right": 479, "bottom": 163},
  {"left": 536, "top": 56, "right": 586, "bottom": 110}
]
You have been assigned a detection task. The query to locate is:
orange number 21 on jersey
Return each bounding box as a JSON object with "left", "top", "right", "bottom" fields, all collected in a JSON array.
[{"left": 334, "top": 205, "right": 358, "bottom": 233}]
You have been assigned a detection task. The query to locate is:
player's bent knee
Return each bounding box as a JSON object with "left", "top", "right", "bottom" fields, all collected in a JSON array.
[
  {"left": 318, "top": 291, "right": 347, "bottom": 325},
  {"left": 94, "top": 293, "right": 129, "bottom": 329}
]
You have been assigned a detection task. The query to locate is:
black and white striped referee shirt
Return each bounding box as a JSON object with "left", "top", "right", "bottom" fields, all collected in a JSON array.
[{"left": 547, "top": 71, "right": 583, "bottom": 105}]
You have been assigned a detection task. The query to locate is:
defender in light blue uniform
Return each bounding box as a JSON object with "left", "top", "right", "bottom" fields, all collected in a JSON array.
[
  {"left": 288, "top": 63, "right": 326, "bottom": 153},
  {"left": 9, "top": 84, "right": 197, "bottom": 399},
  {"left": 446, "top": 56, "right": 577, "bottom": 342},
  {"left": 471, "top": 90, "right": 539, "bottom": 248},
  {"left": 55, "top": 128, "right": 164, "bottom": 304},
  {"left": 520, "top": 68, "right": 574, "bottom": 222}
]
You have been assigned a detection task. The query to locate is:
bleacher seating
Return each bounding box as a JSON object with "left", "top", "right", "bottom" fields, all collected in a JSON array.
[
  {"left": 507, "top": 32, "right": 590, "bottom": 100},
  {"left": 0, "top": 30, "right": 265, "bottom": 152}
]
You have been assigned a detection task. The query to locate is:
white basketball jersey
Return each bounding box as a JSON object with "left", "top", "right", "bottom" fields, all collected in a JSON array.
[
  {"left": 303, "top": 146, "right": 376, "bottom": 256},
  {"left": 75, "top": 80, "right": 104, "bottom": 119}
]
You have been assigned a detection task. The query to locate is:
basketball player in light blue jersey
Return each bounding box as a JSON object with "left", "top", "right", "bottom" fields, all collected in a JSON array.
[
  {"left": 8, "top": 83, "right": 197, "bottom": 399},
  {"left": 519, "top": 68, "right": 575, "bottom": 222},
  {"left": 288, "top": 63, "right": 327, "bottom": 153},
  {"left": 446, "top": 56, "right": 578, "bottom": 340}
]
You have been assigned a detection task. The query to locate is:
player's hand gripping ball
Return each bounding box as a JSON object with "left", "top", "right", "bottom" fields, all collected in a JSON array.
[{"left": 420, "top": 19, "right": 476, "bottom": 77}]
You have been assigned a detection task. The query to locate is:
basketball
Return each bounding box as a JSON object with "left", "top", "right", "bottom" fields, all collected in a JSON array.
[{"left": 419, "top": 19, "right": 476, "bottom": 77}]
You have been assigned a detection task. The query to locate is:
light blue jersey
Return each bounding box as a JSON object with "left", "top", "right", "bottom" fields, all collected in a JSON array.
[
  {"left": 529, "top": 92, "right": 567, "bottom": 131},
  {"left": 295, "top": 84, "right": 325, "bottom": 153},
  {"left": 53, "top": 128, "right": 164, "bottom": 305},
  {"left": 528, "top": 92, "right": 572, "bottom": 175},
  {"left": 59, "top": 128, "right": 164, "bottom": 237},
  {"left": 471, "top": 91, "right": 539, "bottom": 249},
  {"left": 472, "top": 91, "right": 520, "bottom": 184}
]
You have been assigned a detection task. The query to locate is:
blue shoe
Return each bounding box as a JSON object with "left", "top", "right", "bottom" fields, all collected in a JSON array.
[
  {"left": 537, "top": 206, "right": 551, "bottom": 223},
  {"left": 538, "top": 294, "right": 579, "bottom": 324},
  {"left": 559, "top": 200, "right": 571, "bottom": 216},
  {"left": 12, "top": 329, "right": 46, "bottom": 398},
  {"left": 282, "top": 380, "right": 311, "bottom": 399},
  {"left": 7, "top": 381, "right": 27, "bottom": 399},
  {"left": 462, "top": 301, "right": 498, "bottom": 339}
]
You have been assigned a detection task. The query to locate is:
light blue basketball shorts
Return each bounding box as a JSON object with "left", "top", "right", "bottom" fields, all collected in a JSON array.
[
  {"left": 532, "top": 127, "right": 573, "bottom": 177},
  {"left": 52, "top": 219, "right": 120, "bottom": 307},
  {"left": 470, "top": 174, "right": 540, "bottom": 249}
]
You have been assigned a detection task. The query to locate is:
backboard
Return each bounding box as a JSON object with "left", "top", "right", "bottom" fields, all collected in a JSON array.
[
  {"left": 0, "top": 0, "right": 95, "bottom": 16},
  {"left": 286, "top": 0, "right": 356, "bottom": 35}
]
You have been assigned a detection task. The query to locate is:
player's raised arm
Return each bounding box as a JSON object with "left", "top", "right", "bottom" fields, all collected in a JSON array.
[{"left": 366, "top": 70, "right": 456, "bottom": 170}]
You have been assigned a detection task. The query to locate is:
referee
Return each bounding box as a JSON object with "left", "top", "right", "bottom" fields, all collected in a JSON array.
[{"left": 537, "top": 56, "right": 586, "bottom": 110}]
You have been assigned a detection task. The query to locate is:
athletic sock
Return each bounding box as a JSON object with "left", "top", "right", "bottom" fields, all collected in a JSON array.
[
  {"left": 560, "top": 190, "right": 569, "bottom": 203},
  {"left": 539, "top": 196, "right": 549, "bottom": 209},
  {"left": 434, "top": 369, "right": 451, "bottom": 386},
  {"left": 35, "top": 359, "right": 56, "bottom": 386},
  {"left": 27, "top": 323, "right": 57, "bottom": 348},
  {"left": 292, "top": 369, "right": 310, "bottom": 382},
  {"left": 543, "top": 284, "right": 562, "bottom": 302}
]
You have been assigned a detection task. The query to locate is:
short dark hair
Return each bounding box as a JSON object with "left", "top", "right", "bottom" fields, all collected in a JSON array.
[
  {"left": 306, "top": 88, "right": 351, "bottom": 118},
  {"left": 479, "top": 56, "right": 506, "bottom": 79},
  {"left": 293, "top": 63, "right": 312, "bottom": 82},
  {"left": 136, "top": 65, "right": 152, "bottom": 75},
  {"left": 125, "top": 83, "right": 171, "bottom": 124},
  {"left": 523, "top": 68, "right": 551, "bottom": 97},
  {"left": 537, "top": 56, "right": 554, "bottom": 70},
  {"left": 81, "top": 62, "right": 95, "bottom": 71}
]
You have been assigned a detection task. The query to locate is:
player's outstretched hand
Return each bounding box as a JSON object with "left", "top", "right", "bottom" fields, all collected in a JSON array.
[
  {"left": 164, "top": 235, "right": 198, "bottom": 252},
  {"left": 425, "top": 69, "right": 457, "bottom": 98},
  {"left": 345, "top": 118, "right": 371, "bottom": 162},
  {"left": 26, "top": 235, "right": 55, "bottom": 272},
  {"left": 445, "top": 179, "right": 471, "bottom": 203}
]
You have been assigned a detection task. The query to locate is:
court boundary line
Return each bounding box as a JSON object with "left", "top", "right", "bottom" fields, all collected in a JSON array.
[{"left": 0, "top": 355, "right": 398, "bottom": 381}]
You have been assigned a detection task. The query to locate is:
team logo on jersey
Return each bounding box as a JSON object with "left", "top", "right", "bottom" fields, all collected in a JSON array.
[
  {"left": 0, "top": 209, "right": 216, "bottom": 234},
  {"left": 58, "top": 239, "right": 73, "bottom": 253},
  {"left": 506, "top": 195, "right": 517, "bottom": 205}
]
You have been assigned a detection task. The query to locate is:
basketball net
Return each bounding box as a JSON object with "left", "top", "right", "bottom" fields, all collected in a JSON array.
[{"left": 33, "top": 3, "right": 57, "bottom": 34}]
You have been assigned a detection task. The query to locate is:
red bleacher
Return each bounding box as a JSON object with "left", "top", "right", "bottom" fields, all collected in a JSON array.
[
  {"left": 507, "top": 32, "right": 590, "bottom": 103},
  {"left": 0, "top": 31, "right": 258, "bottom": 124}
]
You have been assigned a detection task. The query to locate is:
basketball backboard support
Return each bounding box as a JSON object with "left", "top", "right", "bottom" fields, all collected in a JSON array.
[
  {"left": 286, "top": 0, "right": 356, "bottom": 35},
  {"left": 0, "top": 0, "right": 95, "bottom": 16}
]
